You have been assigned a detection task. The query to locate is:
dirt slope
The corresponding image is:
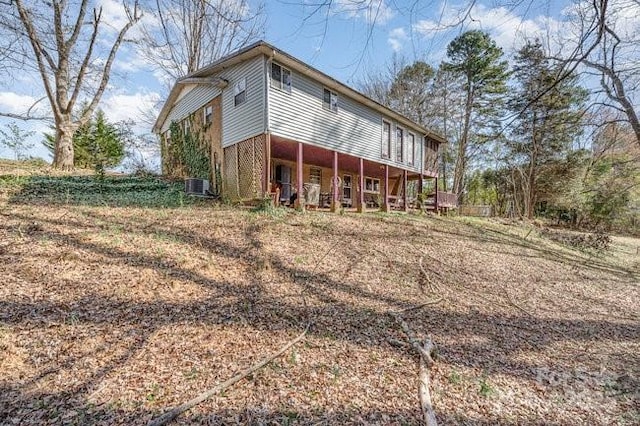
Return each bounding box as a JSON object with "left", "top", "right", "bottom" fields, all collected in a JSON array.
[{"left": 1, "top": 188, "right": 638, "bottom": 424}]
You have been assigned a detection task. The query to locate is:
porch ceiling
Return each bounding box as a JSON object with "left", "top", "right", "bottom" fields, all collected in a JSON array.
[{"left": 270, "top": 135, "right": 414, "bottom": 179}]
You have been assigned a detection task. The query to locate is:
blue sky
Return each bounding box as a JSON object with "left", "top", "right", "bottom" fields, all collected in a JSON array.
[{"left": 0, "top": 0, "right": 577, "bottom": 163}]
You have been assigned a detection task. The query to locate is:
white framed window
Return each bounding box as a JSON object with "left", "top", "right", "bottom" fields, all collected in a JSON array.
[
  {"left": 343, "top": 174, "right": 352, "bottom": 200},
  {"left": 396, "top": 126, "right": 404, "bottom": 162},
  {"left": 364, "top": 177, "right": 380, "bottom": 193},
  {"left": 204, "top": 105, "right": 213, "bottom": 124},
  {"left": 408, "top": 132, "right": 416, "bottom": 165},
  {"left": 234, "top": 77, "right": 247, "bottom": 106},
  {"left": 183, "top": 118, "right": 191, "bottom": 133},
  {"left": 309, "top": 167, "right": 321, "bottom": 185},
  {"left": 382, "top": 120, "right": 391, "bottom": 159},
  {"left": 323, "top": 88, "right": 338, "bottom": 112},
  {"left": 270, "top": 62, "right": 292, "bottom": 93}
]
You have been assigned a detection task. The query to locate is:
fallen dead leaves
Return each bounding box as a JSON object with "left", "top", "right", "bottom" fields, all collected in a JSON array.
[{"left": 0, "top": 199, "right": 638, "bottom": 425}]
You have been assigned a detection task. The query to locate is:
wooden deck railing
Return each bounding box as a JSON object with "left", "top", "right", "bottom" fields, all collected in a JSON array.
[{"left": 436, "top": 191, "right": 458, "bottom": 209}]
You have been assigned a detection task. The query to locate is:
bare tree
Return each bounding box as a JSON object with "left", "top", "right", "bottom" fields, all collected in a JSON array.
[
  {"left": 565, "top": 0, "right": 640, "bottom": 146},
  {"left": 0, "top": 0, "right": 141, "bottom": 169},
  {"left": 139, "top": 0, "right": 265, "bottom": 85}
]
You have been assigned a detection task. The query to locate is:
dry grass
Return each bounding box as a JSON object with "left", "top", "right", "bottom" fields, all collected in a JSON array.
[
  {"left": 0, "top": 169, "right": 638, "bottom": 425},
  {"left": 0, "top": 159, "right": 93, "bottom": 176}
]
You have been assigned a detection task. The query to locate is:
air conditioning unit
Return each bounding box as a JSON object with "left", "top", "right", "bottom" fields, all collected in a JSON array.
[{"left": 185, "top": 178, "right": 210, "bottom": 195}]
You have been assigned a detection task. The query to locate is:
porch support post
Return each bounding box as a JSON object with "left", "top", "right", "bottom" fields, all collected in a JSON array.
[
  {"left": 295, "top": 141, "right": 304, "bottom": 210},
  {"left": 403, "top": 170, "right": 408, "bottom": 212},
  {"left": 331, "top": 151, "right": 339, "bottom": 212},
  {"left": 417, "top": 173, "right": 423, "bottom": 211},
  {"left": 357, "top": 157, "right": 365, "bottom": 213},
  {"left": 264, "top": 133, "right": 271, "bottom": 197},
  {"left": 382, "top": 164, "right": 390, "bottom": 212},
  {"left": 434, "top": 177, "right": 439, "bottom": 213}
]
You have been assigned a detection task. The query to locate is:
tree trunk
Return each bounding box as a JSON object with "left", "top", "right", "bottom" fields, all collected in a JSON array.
[
  {"left": 453, "top": 80, "right": 473, "bottom": 204},
  {"left": 526, "top": 116, "right": 538, "bottom": 219},
  {"left": 53, "top": 117, "right": 76, "bottom": 170}
]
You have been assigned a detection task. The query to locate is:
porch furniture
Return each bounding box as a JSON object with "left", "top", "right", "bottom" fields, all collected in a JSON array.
[
  {"left": 303, "top": 183, "right": 320, "bottom": 207},
  {"left": 319, "top": 192, "right": 332, "bottom": 208}
]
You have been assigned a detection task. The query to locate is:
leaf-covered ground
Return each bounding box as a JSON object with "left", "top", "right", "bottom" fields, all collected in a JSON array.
[{"left": 0, "top": 175, "right": 638, "bottom": 425}]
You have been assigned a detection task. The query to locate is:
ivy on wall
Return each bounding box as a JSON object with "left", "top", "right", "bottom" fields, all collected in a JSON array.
[{"left": 165, "top": 119, "right": 211, "bottom": 180}]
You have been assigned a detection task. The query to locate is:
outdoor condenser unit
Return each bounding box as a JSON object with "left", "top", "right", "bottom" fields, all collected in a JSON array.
[{"left": 184, "top": 178, "right": 210, "bottom": 195}]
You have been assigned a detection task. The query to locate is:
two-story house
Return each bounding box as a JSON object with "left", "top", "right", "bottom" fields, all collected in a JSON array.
[{"left": 153, "top": 41, "right": 457, "bottom": 211}]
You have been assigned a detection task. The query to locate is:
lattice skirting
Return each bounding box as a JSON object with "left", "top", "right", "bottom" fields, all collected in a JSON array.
[{"left": 223, "top": 135, "right": 265, "bottom": 200}]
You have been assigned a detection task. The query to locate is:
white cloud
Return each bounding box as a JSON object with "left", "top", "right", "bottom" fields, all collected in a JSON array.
[
  {"left": 0, "top": 92, "right": 39, "bottom": 114},
  {"left": 96, "top": 0, "right": 133, "bottom": 32},
  {"left": 113, "top": 45, "right": 152, "bottom": 75},
  {"left": 333, "top": 0, "right": 394, "bottom": 25},
  {"left": 100, "top": 91, "right": 161, "bottom": 130},
  {"left": 388, "top": 27, "right": 408, "bottom": 52},
  {"left": 413, "top": 2, "right": 563, "bottom": 53},
  {"left": 96, "top": 0, "right": 157, "bottom": 39}
]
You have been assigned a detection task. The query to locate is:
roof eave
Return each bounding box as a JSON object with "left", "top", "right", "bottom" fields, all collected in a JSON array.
[
  {"left": 152, "top": 41, "right": 268, "bottom": 133},
  {"left": 257, "top": 44, "right": 446, "bottom": 142},
  {"left": 153, "top": 40, "right": 447, "bottom": 145}
]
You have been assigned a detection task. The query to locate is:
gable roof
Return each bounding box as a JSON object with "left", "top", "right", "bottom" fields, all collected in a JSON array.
[{"left": 153, "top": 40, "right": 446, "bottom": 144}]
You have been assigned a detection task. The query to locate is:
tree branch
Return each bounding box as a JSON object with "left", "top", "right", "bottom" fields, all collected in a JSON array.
[
  {"left": 68, "top": 7, "right": 101, "bottom": 118},
  {"left": 81, "top": 1, "right": 141, "bottom": 124},
  {"left": 13, "top": 0, "right": 59, "bottom": 118},
  {"left": 147, "top": 323, "right": 309, "bottom": 426},
  {"left": 66, "top": 0, "right": 90, "bottom": 51}
]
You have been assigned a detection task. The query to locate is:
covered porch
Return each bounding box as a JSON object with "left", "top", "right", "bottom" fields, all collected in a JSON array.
[{"left": 265, "top": 134, "right": 453, "bottom": 212}]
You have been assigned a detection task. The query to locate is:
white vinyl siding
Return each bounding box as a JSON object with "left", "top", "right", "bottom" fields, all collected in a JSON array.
[
  {"left": 159, "top": 55, "right": 266, "bottom": 144},
  {"left": 161, "top": 85, "right": 221, "bottom": 133},
  {"left": 268, "top": 67, "right": 423, "bottom": 172},
  {"left": 222, "top": 55, "right": 265, "bottom": 146}
]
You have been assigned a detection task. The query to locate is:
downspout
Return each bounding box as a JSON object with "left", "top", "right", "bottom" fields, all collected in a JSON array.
[
  {"left": 264, "top": 51, "right": 273, "bottom": 133},
  {"left": 422, "top": 134, "right": 426, "bottom": 177},
  {"left": 264, "top": 51, "right": 273, "bottom": 197}
]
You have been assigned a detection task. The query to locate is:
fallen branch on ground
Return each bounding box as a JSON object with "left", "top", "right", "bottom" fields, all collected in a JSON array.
[
  {"left": 385, "top": 254, "right": 443, "bottom": 424},
  {"left": 391, "top": 311, "right": 438, "bottom": 426},
  {"left": 418, "top": 336, "right": 437, "bottom": 426},
  {"left": 418, "top": 256, "right": 443, "bottom": 293},
  {"left": 399, "top": 297, "right": 444, "bottom": 314},
  {"left": 147, "top": 323, "right": 310, "bottom": 426},
  {"left": 392, "top": 312, "right": 435, "bottom": 368}
]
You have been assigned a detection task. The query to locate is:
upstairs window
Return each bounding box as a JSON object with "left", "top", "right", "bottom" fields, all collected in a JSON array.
[
  {"left": 382, "top": 121, "right": 391, "bottom": 159},
  {"left": 323, "top": 88, "right": 338, "bottom": 113},
  {"left": 234, "top": 77, "right": 246, "bottom": 106},
  {"left": 430, "top": 139, "right": 439, "bottom": 153},
  {"left": 396, "top": 127, "right": 404, "bottom": 162},
  {"left": 204, "top": 105, "right": 213, "bottom": 125},
  {"left": 271, "top": 62, "right": 292, "bottom": 93},
  {"left": 408, "top": 133, "right": 416, "bottom": 165}
]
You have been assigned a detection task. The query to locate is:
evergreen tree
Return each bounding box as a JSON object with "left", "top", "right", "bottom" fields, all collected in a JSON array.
[
  {"left": 508, "top": 40, "right": 587, "bottom": 218},
  {"left": 42, "top": 109, "right": 125, "bottom": 171},
  {"left": 388, "top": 61, "right": 435, "bottom": 125},
  {"left": 442, "top": 30, "right": 509, "bottom": 202},
  {"left": 425, "top": 65, "right": 466, "bottom": 192}
]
